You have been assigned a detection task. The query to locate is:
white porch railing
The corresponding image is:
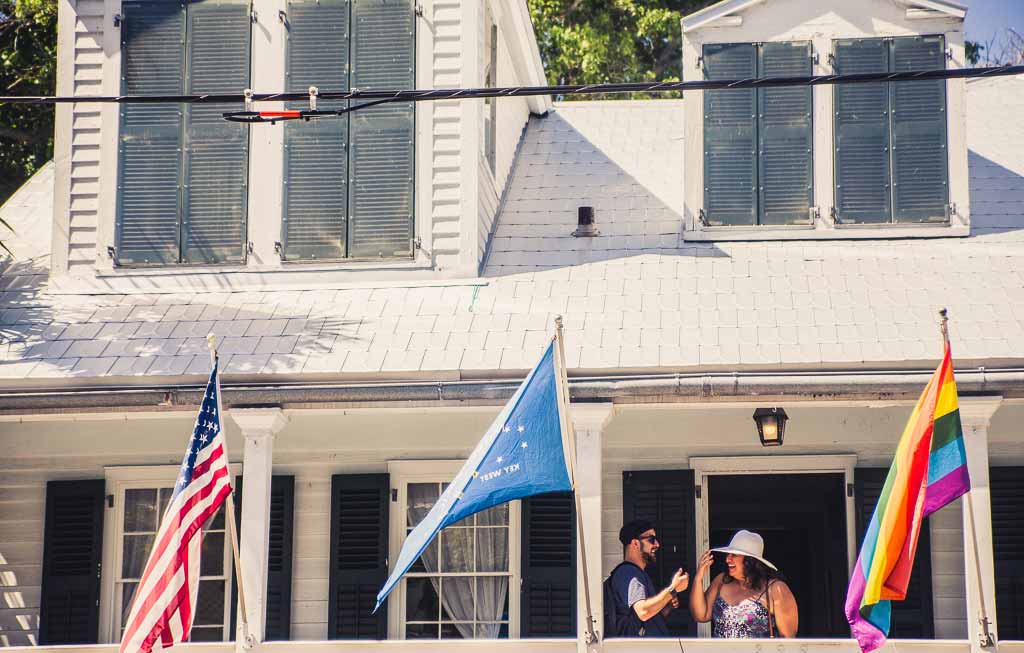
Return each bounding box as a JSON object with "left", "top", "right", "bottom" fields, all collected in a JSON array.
[{"left": 6, "top": 640, "right": 1024, "bottom": 653}]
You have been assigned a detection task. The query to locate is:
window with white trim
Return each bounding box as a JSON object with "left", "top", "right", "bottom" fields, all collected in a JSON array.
[
  {"left": 105, "top": 468, "right": 235, "bottom": 643},
  {"left": 389, "top": 461, "right": 520, "bottom": 640},
  {"left": 483, "top": 7, "right": 498, "bottom": 176}
]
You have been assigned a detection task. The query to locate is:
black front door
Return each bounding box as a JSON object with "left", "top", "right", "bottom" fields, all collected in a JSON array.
[{"left": 707, "top": 473, "right": 849, "bottom": 637}]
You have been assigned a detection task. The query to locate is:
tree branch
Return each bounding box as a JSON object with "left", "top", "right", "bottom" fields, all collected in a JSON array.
[{"left": 0, "top": 125, "right": 48, "bottom": 144}]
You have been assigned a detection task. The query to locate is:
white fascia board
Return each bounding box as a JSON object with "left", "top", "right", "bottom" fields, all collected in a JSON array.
[
  {"left": 499, "top": 0, "right": 553, "bottom": 115},
  {"left": 682, "top": 0, "right": 765, "bottom": 33},
  {"left": 901, "top": 0, "right": 967, "bottom": 19}
]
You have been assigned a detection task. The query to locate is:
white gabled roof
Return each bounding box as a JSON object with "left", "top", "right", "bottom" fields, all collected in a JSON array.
[
  {"left": 681, "top": 0, "right": 965, "bottom": 33},
  {"left": 0, "top": 80, "right": 1022, "bottom": 384}
]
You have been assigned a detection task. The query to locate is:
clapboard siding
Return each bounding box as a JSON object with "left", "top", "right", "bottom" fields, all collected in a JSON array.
[
  {"left": 930, "top": 500, "right": 968, "bottom": 638},
  {"left": 66, "top": 0, "right": 104, "bottom": 275},
  {"left": 428, "top": 0, "right": 464, "bottom": 271},
  {"left": 0, "top": 481, "right": 46, "bottom": 646}
]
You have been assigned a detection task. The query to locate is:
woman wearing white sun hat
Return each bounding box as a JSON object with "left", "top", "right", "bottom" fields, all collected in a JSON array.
[{"left": 688, "top": 530, "right": 799, "bottom": 638}]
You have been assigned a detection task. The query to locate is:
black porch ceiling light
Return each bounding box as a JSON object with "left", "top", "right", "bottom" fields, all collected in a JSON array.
[{"left": 752, "top": 407, "right": 788, "bottom": 447}]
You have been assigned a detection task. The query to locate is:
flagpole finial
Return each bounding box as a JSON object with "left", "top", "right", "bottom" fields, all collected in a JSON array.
[
  {"left": 207, "top": 334, "right": 218, "bottom": 367},
  {"left": 555, "top": 315, "right": 563, "bottom": 330},
  {"left": 939, "top": 308, "right": 950, "bottom": 344}
]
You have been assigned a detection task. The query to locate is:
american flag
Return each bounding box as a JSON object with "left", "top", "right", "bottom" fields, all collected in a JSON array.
[{"left": 120, "top": 360, "right": 233, "bottom": 653}]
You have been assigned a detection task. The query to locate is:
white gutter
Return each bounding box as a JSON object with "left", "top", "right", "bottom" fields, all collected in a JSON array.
[{"left": 0, "top": 366, "right": 1021, "bottom": 412}]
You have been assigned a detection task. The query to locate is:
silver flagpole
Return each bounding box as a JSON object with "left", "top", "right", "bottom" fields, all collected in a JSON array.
[
  {"left": 206, "top": 335, "right": 253, "bottom": 649},
  {"left": 940, "top": 311, "right": 996, "bottom": 648},
  {"left": 553, "top": 317, "right": 599, "bottom": 644}
]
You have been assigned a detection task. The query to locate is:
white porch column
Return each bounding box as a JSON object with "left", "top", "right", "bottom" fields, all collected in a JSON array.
[
  {"left": 229, "top": 408, "right": 289, "bottom": 647},
  {"left": 571, "top": 403, "right": 615, "bottom": 653},
  {"left": 959, "top": 396, "right": 1002, "bottom": 652}
]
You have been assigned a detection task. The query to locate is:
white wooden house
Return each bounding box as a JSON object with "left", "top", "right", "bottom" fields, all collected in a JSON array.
[{"left": 0, "top": 0, "right": 1022, "bottom": 651}]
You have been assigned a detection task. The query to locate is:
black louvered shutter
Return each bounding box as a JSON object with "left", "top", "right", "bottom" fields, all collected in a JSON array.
[
  {"left": 328, "top": 474, "right": 389, "bottom": 639},
  {"left": 116, "top": 2, "right": 186, "bottom": 265},
  {"left": 891, "top": 36, "right": 947, "bottom": 223},
  {"left": 520, "top": 492, "right": 576, "bottom": 637},
  {"left": 266, "top": 476, "right": 295, "bottom": 640},
  {"left": 229, "top": 476, "right": 295, "bottom": 640},
  {"left": 854, "top": 468, "right": 934, "bottom": 638},
  {"left": 282, "top": 0, "right": 350, "bottom": 261},
  {"left": 758, "top": 42, "right": 812, "bottom": 225},
  {"left": 834, "top": 38, "right": 891, "bottom": 224},
  {"left": 703, "top": 43, "right": 757, "bottom": 226},
  {"left": 991, "top": 466, "right": 1024, "bottom": 641},
  {"left": 348, "top": 0, "right": 415, "bottom": 258},
  {"left": 38, "top": 480, "right": 104, "bottom": 645},
  {"left": 182, "top": 0, "right": 250, "bottom": 264},
  {"left": 622, "top": 470, "right": 697, "bottom": 636}
]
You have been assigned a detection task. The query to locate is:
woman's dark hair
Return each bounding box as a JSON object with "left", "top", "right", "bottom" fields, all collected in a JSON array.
[{"left": 722, "top": 556, "right": 778, "bottom": 591}]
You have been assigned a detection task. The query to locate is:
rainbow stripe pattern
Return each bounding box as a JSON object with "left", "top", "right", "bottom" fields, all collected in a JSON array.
[{"left": 845, "top": 342, "right": 970, "bottom": 652}]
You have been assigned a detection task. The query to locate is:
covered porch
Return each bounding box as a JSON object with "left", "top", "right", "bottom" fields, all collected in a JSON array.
[{"left": 0, "top": 391, "right": 1021, "bottom": 652}]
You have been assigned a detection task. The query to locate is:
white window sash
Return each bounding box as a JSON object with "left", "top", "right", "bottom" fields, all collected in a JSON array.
[
  {"left": 100, "top": 464, "right": 241, "bottom": 644},
  {"left": 386, "top": 460, "right": 521, "bottom": 640}
]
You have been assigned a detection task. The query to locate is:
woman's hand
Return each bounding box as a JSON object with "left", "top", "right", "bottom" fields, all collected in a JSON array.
[{"left": 695, "top": 550, "right": 714, "bottom": 582}]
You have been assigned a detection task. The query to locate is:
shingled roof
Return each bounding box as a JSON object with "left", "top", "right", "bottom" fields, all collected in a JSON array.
[{"left": 1, "top": 78, "right": 1023, "bottom": 385}]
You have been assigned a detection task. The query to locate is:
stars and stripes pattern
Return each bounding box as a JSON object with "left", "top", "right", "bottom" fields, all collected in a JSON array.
[{"left": 120, "top": 360, "right": 233, "bottom": 653}]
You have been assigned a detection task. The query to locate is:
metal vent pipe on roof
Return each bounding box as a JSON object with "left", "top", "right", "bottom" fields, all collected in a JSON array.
[{"left": 572, "top": 206, "right": 599, "bottom": 237}]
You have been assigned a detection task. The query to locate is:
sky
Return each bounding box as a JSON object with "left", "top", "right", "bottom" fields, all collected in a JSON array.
[{"left": 962, "top": 0, "right": 1024, "bottom": 47}]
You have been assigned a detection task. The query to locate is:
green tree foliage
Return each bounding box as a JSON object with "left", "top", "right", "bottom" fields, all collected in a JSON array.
[
  {"left": 527, "top": 0, "right": 715, "bottom": 99},
  {"left": 0, "top": 0, "right": 55, "bottom": 206},
  {"left": 965, "top": 40, "right": 983, "bottom": 66}
]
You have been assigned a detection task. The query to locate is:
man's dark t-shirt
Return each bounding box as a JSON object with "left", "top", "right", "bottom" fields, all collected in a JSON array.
[{"left": 610, "top": 563, "right": 670, "bottom": 637}]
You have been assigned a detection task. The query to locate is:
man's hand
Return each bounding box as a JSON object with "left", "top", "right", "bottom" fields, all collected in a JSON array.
[{"left": 671, "top": 568, "right": 689, "bottom": 592}]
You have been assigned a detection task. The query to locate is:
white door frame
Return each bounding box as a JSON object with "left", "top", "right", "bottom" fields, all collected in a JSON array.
[{"left": 688, "top": 454, "right": 858, "bottom": 637}]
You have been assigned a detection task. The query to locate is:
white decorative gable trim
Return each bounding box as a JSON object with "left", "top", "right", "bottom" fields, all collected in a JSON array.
[
  {"left": 682, "top": 0, "right": 965, "bottom": 33},
  {"left": 682, "top": 0, "right": 765, "bottom": 33}
]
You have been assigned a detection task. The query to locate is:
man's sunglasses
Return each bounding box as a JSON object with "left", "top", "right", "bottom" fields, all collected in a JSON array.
[{"left": 637, "top": 535, "right": 660, "bottom": 544}]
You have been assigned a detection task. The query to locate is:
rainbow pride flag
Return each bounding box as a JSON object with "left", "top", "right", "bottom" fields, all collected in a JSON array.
[{"left": 845, "top": 341, "right": 970, "bottom": 652}]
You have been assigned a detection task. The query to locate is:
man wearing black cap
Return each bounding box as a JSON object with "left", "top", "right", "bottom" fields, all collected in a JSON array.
[{"left": 604, "top": 519, "right": 689, "bottom": 637}]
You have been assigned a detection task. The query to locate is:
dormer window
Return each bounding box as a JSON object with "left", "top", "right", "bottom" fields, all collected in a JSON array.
[
  {"left": 833, "top": 36, "right": 949, "bottom": 224},
  {"left": 702, "top": 42, "right": 813, "bottom": 227},
  {"left": 682, "top": 1, "right": 969, "bottom": 242}
]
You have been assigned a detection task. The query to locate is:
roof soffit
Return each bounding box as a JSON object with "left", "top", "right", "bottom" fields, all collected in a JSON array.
[{"left": 681, "top": 0, "right": 965, "bottom": 34}]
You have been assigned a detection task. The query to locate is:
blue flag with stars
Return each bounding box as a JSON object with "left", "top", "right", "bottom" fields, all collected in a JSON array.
[{"left": 374, "top": 340, "right": 572, "bottom": 612}]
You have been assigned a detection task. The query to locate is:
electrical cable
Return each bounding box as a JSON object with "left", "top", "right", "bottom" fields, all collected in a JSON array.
[{"left": 0, "top": 64, "right": 1021, "bottom": 124}]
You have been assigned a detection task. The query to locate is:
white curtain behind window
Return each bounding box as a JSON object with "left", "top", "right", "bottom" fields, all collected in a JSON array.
[{"left": 407, "top": 484, "right": 508, "bottom": 638}]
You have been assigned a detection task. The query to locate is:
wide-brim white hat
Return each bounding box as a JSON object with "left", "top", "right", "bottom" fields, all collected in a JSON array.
[{"left": 711, "top": 530, "right": 778, "bottom": 571}]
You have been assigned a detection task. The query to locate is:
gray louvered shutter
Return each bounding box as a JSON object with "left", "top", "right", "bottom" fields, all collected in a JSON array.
[
  {"left": 349, "top": 0, "right": 415, "bottom": 258},
  {"left": 891, "top": 36, "right": 948, "bottom": 223},
  {"left": 834, "top": 38, "right": 891, "bottom": 224},
  {"left": 855, "top": 468, "right": 934, "bottom": 638},
  {"left": 622, "top": 470, "right": 697, "bottom": 636},
  {"left": 758, "top": 42, "right": 812, "bottom": 225},
  {"left": 281, "top": 0, "right": 350, "bottom": 261},
  {"left": 182, "top": 0, "right": 250, "bottom": 264},
  {"left": 38, "top": 480, "right": 105, "bottom": 645},
  {"left": 992, "top": 467, "right": 1024, "bottom": 640},
  {"left": 116, "top": 2, "right": 186, "bottom": 265},
  {"left": 520, "top": 492, "right": 576, "bottom": 637},
  {"left": 703, "top": 43, "right": 757, "bottom": 226},
  {"left": 328, "top": 474, "right": 389, "bottom": 639}
]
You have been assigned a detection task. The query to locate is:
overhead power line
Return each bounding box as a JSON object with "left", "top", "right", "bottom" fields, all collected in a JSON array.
[{"left": 0, "top": 64, "right": 1022, "bottom": 124}]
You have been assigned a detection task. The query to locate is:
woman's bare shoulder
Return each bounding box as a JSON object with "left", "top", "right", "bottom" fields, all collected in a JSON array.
[{"left": 769, "top": 579, "right": 794, "bottom": 597}]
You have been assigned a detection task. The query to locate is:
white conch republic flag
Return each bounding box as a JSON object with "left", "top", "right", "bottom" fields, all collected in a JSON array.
[{"left": 375, "top": 338, "right": 574, "bottom": 612}]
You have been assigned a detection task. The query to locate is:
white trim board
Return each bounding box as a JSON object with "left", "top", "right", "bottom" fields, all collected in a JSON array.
[{"left": 689, "top": 454, "right": 858, "bottom": 637}]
